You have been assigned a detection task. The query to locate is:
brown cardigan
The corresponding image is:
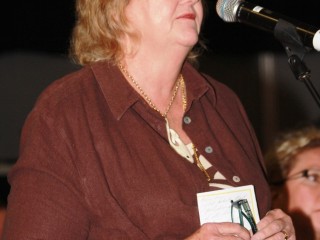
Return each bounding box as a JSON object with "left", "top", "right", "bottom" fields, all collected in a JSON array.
[{"left": 3, "top": 61, "right": 270, "bottom": 239}]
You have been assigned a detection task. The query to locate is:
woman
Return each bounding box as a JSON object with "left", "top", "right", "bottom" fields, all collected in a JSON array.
[
  {"left": 3, "top": 0, "right": 294, "bottom": 239},
  {"left": 265, "top": 125, "right": 320, "bottom": 240}
]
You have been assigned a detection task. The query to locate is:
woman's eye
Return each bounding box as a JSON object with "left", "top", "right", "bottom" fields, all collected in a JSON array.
[{"left": 306, "top": 173, "right": 320, "bottom": 183}]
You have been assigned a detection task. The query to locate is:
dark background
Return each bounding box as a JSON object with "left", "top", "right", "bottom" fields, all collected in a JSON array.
[
  {"left": 1, "top": 0, "right": 320, "bottom": 203},
  {"left": 1, "top": 0, "right": 320, "bottom": 158},
  {"left": 1, "top": 0, "right": 320, "bottom": 55}
]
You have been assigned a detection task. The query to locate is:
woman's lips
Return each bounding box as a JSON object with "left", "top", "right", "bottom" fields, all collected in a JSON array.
[{"left": 177, "top": 13, "right": 196, "bottom": 20}]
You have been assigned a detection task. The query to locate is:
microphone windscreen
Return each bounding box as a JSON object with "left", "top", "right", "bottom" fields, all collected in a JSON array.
[{"left": 216, "top": 0, "right": 242, "bottom": 22}]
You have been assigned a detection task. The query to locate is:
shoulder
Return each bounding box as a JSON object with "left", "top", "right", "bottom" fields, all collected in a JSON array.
[
  {"left": 31, "top": 62, "right": 110, "bottom": 117},
  {"left": 184, "top": 62, "right": 238, "bottom": 96},
  {"left": 185, "top": 62, "right": 242, "bottom": 107},
  {"left": 203, "top": 73, "right": 241, "bottom": 103},
  {"left": 188, "top": 64, "right": 249, "bottom": 123},
  {"left": 36, "top": 65, "right": 95, "bottom": 105}
]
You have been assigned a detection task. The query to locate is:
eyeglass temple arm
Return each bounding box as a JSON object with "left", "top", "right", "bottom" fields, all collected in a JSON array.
[
  {"left": 231, "top": 201, "right": 244, "bottom": 227},
  {"left": 241, "top": 202, "right": 258, "bottom": 234},
  {"left": 231, "top": 200, "right": 258, "bottom": 234},
  {"left": 270, "top": 169, "right": 309, "bottom": 185},
  {"left": 240, "top": 209, "right": 258, "bottom": 234}
]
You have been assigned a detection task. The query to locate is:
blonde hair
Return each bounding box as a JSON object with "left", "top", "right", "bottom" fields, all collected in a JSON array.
[
  {"left": 70, "top": 0, "right": 131, "bottom": 65},
  {"left": 69, "top": 0, "right": 206, "bottom": 66},
  {"left": 264, "top": 125, "right": 320, "bottom": 184}
]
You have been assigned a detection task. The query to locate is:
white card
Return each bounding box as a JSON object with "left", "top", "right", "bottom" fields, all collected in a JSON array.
[{"left": 197, "top": 185, "right": 260, "bottom": 231}]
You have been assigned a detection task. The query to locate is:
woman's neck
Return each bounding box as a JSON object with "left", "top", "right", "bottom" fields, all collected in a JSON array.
[{"left": 122, "top": 51, "right": 187, "bottom": 107}]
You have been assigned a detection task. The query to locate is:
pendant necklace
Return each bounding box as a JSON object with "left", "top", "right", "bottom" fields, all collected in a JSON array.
[{"left": 118, "top": 63, "right": 210, "bottom": 181}]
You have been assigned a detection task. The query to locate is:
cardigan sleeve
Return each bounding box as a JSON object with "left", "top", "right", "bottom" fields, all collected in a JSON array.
[{"left": 3, "top": 108, "right": 90, "bottom": 240}]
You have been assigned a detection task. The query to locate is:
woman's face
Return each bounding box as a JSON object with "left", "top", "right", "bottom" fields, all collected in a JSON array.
[
  {"left": 282, "top": 147, "right": 320, "bottom": 238},
  {"left": 125, "top": 0, "right": 203, "bottom": 52}
]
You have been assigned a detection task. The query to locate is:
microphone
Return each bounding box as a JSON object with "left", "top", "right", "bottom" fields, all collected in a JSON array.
[{"left": 216, "top": 0, "right": 320, "bottom": 52}]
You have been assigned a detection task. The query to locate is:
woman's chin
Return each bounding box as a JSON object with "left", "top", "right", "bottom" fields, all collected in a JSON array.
[{"left": 177, "top": 36, "right": 199, "bottom": 49}]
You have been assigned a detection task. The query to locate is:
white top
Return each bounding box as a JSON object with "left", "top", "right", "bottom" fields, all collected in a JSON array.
[{"left": 165, "top": 119, "right": 233, "bottom": 189}]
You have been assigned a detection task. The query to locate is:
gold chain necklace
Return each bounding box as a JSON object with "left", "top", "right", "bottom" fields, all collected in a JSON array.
[
  {"left": 192, "top": 144, "right": 211, "bottom": 182},
  {"left": 118, "top": 64, "right": 210, "bottom": 181},
  {"left": 118, "top": 64, "right": 186, "bottom": 118}
]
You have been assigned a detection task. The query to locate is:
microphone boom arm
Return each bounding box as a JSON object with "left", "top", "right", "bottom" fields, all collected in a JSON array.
[
  {"left": 236, "top": 2, "right": 319, "bottom": 50},
  {"left": 274, "top": 19, "right": 320, "bottom": 109}
]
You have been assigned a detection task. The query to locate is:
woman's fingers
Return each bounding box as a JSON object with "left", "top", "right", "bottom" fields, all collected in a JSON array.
[
  {"left": 185, "top": 222, "right": 251, "bottom": 240},
  {"left": 251, "top": 209, "right": 295, "bottom": 240}
]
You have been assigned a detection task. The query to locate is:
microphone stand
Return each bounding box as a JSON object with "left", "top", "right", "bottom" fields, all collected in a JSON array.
[{"left": 274, "top": 19, "right": 320, "bottom": 109}]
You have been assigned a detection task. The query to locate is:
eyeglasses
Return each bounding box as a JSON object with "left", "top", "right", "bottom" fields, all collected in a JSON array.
[
  {"left": 272, "top": 169, "right": 320, "bottom": 185},
  {"left": 230, "top": 199, "right": 258, "bottom": 234}
]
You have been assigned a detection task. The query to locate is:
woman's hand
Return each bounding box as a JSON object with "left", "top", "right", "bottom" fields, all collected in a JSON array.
[
  {"left": 185, "top": 209, "right": 295, "bottom": 239},
  {"left": 185, "top": 222, "right": 251, "bottom": 240},
  {"left": 251, "top": 208, "right": 295, "bottom": 240}
]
